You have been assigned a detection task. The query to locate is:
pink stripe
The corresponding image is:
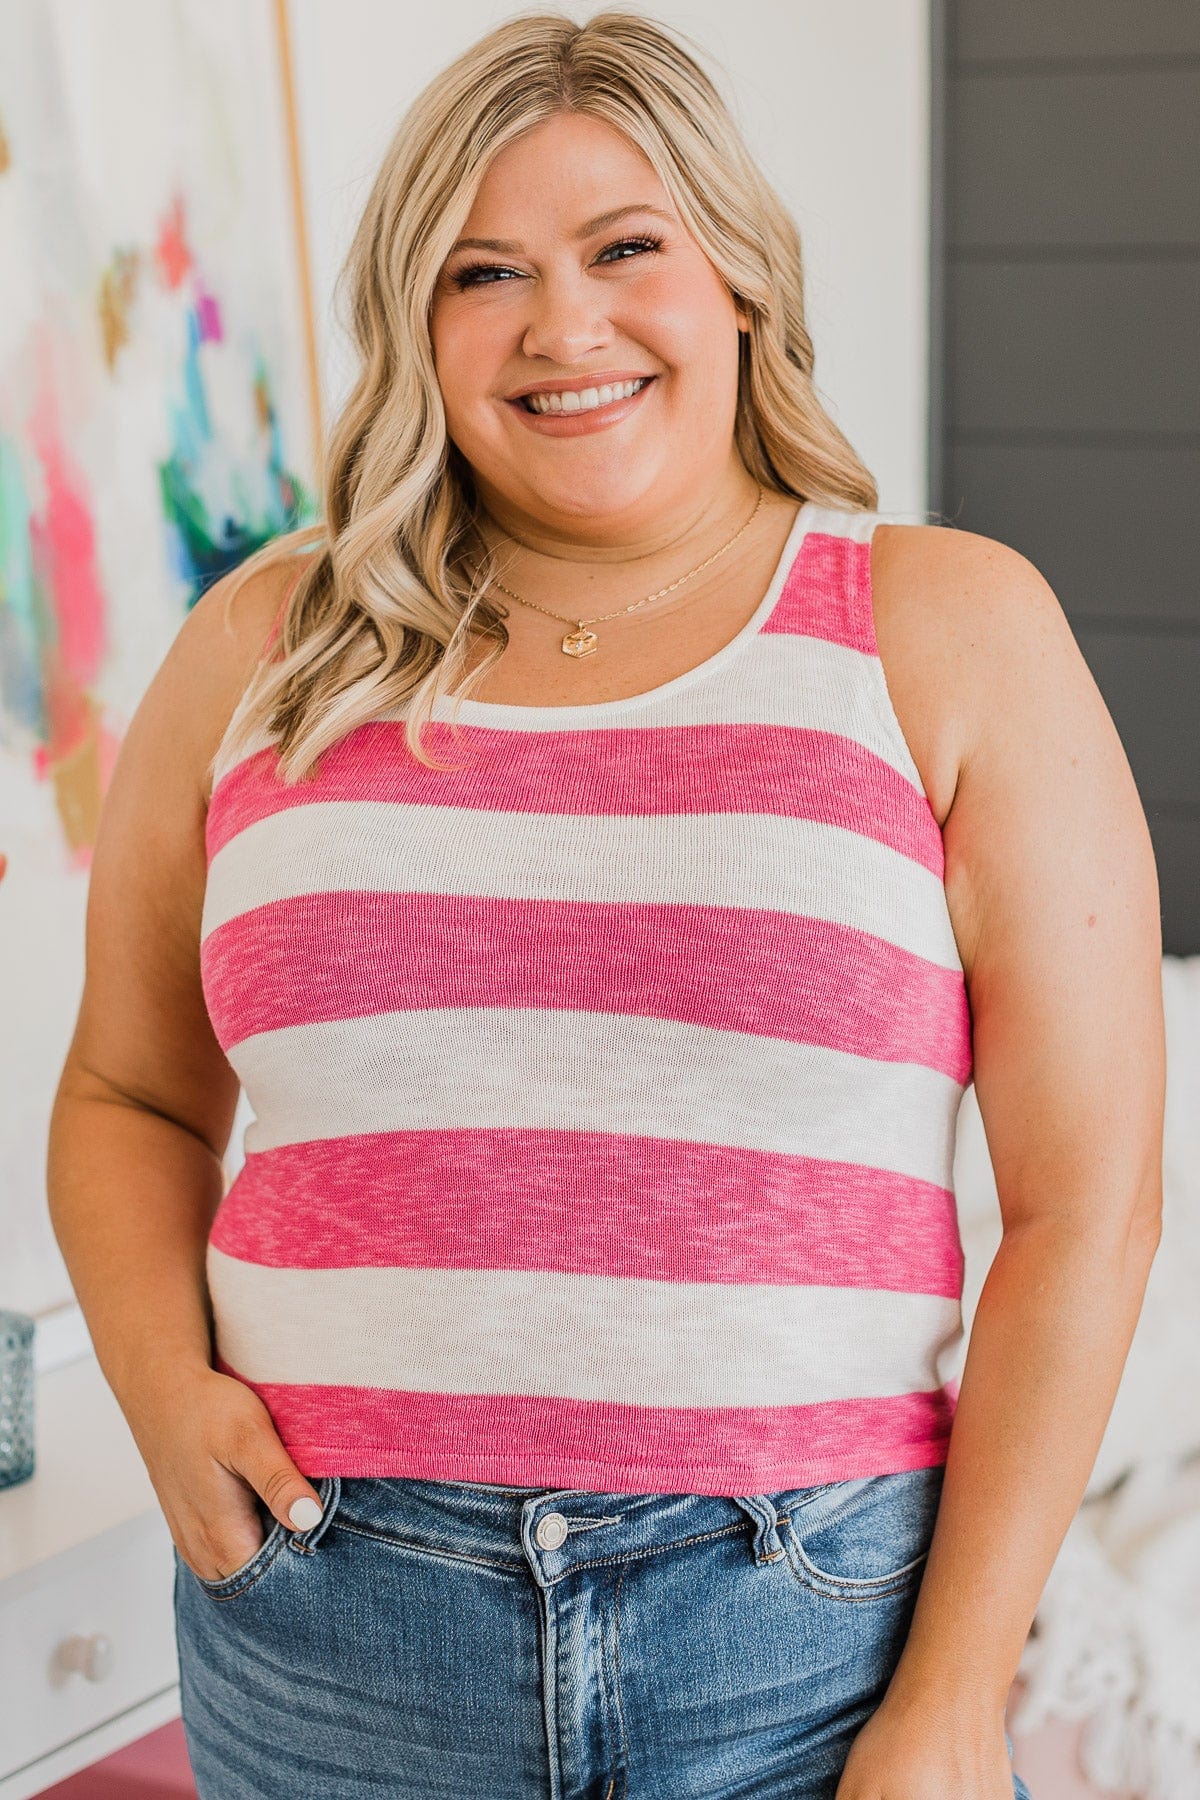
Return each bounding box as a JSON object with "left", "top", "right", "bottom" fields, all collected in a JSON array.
[
  {"left": 213, "top": 1355, "right": 956, "bottom": 1491},
  {"left": 206, "top": 719, "right": 943, "bottom": 874},
  {"left": 200, "top": 892, "right": 972, "bottom": 1079},
  {"left": 209, "top": 1129, "right": 964, "bottom": 1295},
  {"left": 766, "top": 532, "right": 877, "bottom": 652}
]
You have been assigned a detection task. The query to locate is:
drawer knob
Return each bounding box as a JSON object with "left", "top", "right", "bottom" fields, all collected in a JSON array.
[{"left": 57, "top": 1632, "right": 115, "bottom": 1682}]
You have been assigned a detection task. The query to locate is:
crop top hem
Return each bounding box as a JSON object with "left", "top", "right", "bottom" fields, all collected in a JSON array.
[{"left": 282, "top": 1437, "right": 952, "bottom": 1496}]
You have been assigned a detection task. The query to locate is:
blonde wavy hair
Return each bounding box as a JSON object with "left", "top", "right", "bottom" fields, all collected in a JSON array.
[{"left": 211, "top": 7, "right": 879, "bottom": 785}]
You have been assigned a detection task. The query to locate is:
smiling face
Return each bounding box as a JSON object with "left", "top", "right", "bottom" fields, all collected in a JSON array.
[{"left": 429, "top": 110, "right": 750, "bottom": 541}]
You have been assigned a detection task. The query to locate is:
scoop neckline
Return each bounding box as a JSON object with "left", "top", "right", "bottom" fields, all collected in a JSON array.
[{"left": 429, "top": 498, "right": 821, "bottom": 727}]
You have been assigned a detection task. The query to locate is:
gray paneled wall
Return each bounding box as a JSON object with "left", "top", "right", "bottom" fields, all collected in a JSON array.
[{"left": 934, "top": 0, "right": 1200, "bottom": 953}]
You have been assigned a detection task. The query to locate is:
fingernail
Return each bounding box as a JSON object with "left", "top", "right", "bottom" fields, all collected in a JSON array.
[{"left": 288, "top": 1496, "right": 323, "bottom": 1530}]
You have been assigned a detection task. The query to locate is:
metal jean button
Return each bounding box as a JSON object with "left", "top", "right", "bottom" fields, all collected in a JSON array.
[{"left": 535, "top": 1511, "right": 569, "bottom": 1550}]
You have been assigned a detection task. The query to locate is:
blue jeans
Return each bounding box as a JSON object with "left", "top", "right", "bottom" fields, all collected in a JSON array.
[{"left": 174, "top": 1462, "right": 1033, "bottom": 1798}]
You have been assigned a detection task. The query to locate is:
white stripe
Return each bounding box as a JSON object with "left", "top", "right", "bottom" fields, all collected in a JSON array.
[
  {"left": 427, "top": 625, "right": 911, "bottom": 745},
  {"left": 206, "top": 1247, "right": 964, "bottom": 1406},
  {"left": 229, "top": 1007, "right": 965, "bottom": 1190},
  {"left": 201, "top": 800, "right": 963, "bottom": 971}
]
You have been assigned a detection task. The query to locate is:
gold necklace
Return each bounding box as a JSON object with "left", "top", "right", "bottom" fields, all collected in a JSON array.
[{"left": 484, "top": 486, "right": 766, "bottom": 658}]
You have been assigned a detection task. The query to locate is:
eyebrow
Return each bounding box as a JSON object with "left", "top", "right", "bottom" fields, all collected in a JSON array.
[{"left": 448, "top": 203, "right": 675, "bottom": 257}]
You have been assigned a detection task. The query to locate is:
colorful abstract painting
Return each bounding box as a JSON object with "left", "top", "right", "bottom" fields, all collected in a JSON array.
[
  {"left": 0, "top": 0, "right": 321, "bottom": 1311},
  {"left": 0, "top": 0, "right": 318, "bottom": 865}
]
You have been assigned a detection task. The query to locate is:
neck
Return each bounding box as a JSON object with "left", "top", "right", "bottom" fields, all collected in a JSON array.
[{"left": 469, "top": 471, "right": 770, "bottom": 607}]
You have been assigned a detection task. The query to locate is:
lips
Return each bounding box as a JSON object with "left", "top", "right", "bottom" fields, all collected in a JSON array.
[{"left": 504, "top": 373, "right": 658, "bottom": 437}]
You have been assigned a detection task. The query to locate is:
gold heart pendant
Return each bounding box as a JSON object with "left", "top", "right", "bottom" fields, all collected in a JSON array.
[{"left": 562, "top": 627, "right": 599, "bottom": 657}]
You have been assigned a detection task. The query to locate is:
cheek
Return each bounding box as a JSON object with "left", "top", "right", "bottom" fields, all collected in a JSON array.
[
  {"left": 624, "top": 274, "right": 740, "bottom": 381},
  {"left": 429, "top": 310, "right": 507, "bottom": 418}
]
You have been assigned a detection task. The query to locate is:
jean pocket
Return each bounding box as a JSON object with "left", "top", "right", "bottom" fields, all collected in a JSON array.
[
  {"left": 775, "top": 1464, "right": 945, "bottom": 1602},
  {"left": 186, "top": 1474, "right": 341, "bottom": 1601}
]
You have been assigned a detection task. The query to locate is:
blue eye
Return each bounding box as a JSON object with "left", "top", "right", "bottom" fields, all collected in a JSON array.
[{"left": 449, "top": 233, "right": 664, "bottom": 290}]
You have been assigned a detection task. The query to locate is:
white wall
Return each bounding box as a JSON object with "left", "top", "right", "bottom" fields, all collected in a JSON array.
[{"left": 290, "top": 0, "right": 932, "bottom": 514}]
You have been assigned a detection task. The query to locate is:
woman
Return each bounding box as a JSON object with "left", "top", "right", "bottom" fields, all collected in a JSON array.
[{"left": 48, "top": 11, "right": 1164, "bottom": 1798}]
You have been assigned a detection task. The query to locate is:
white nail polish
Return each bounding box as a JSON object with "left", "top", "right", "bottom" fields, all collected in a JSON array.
[{"left": 289, "top": 1496, "right": 323, "bottom": 1530}]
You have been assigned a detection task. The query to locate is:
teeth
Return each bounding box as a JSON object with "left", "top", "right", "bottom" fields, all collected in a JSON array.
[{"left": 526, "top": 377, "right": 649, "bottom": 415}]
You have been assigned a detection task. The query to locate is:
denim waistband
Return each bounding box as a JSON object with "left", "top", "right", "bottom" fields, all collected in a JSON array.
[{"left": 322, "top": 1471, "right": 912, "bottom": 1593}]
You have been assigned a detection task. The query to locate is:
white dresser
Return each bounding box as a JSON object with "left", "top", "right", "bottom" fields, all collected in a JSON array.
[{"left": 0, "top": 1306, "right": 181, "bottom": 1799}]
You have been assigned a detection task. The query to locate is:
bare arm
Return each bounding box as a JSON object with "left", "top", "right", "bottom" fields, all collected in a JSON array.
[
  {"left": 48, "top": 578, "right": 245, "bottom": 1409},
  {"left": 46, "top": 556, "right": 326, "bottom": 1575},
  {"left": 838, "top": 528, "right": 1165, "bottom": 1797}
]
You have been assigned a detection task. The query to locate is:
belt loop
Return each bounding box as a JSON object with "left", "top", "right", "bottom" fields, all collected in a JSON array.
[{"left": 732, "top": 1494, "right": 786, "bottom": 1565}]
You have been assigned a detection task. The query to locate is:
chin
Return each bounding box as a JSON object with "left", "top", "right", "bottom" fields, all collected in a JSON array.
[{"left": 532, "top": 449, "right": 668, "bottom": 498}]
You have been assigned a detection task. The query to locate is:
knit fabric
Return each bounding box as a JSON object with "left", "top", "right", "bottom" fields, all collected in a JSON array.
[{"left": 199, "top": 502, "right": 972, "bottom": 1494}]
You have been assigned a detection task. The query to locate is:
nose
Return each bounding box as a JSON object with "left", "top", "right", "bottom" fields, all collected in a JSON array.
[{"left": 521, "top": 277, "right": 614, "bottom": 366}]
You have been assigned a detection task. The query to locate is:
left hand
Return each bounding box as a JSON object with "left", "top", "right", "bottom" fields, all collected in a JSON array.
[{"left": 834, "top": 1691, "right": 1015, "bottom": 1799}]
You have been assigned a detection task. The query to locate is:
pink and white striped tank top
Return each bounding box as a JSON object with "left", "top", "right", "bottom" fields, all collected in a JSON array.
[{"left": 200, "top": 501, "right": 972, "bottom": 1495}]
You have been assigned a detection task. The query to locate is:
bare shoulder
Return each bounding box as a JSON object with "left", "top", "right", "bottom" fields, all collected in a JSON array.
[
  {"left": 174, "top": 550, "right": 310, "bottom": 800},
  {"left": 93, "top": 546, "right": 308, "bottom": 892},
  {"left": 868, "top": 521, "right": 1081, "bottom": 828},
  {"left": 870, "top": 519, "right": 1159, "bottom": 1008}
]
